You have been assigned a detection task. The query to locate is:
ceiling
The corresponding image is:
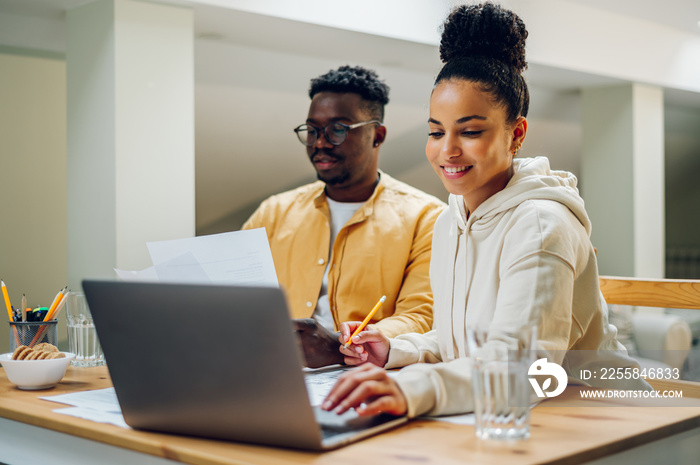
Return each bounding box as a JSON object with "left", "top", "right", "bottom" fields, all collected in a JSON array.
[
  {"left": 1, "top": 0, "right": 699, "bottom": 233},
  {"left": 566, "top": 0, "right": 700, "bottom": 36},
  {"left": 2, "top": 0, "right": 699, "bottom": 35}
]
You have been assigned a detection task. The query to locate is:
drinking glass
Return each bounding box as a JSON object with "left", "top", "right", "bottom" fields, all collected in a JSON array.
[
  {"left": 467, "top": 325, "right": 537, "bottom": 440},
  {"left": 66, "top": 292, "right": 105, "bottom": 367}
]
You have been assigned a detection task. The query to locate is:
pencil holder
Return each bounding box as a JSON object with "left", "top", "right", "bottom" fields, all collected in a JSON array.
[{"left": 8, "top": 321, "right": 58, "bottom": 353}]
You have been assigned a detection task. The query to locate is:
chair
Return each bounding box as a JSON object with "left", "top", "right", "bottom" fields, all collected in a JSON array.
[
  {"left": 599, "top": 275, "right": 700, "bottom": 392},
  {"left": 599, "top": 276, "right": 700, "bottom": 309}
]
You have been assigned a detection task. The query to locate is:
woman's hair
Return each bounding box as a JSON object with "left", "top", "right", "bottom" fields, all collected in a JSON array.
[{"left": 436, "top": 2, "right": 529, "bottom": 123}]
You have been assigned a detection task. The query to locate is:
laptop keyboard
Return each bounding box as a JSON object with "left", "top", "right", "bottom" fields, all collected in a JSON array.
[{"left": 305, "top": 367, "right": 404, "bottom": 441}]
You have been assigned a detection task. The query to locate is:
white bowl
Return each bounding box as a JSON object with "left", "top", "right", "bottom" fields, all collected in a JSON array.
[{"left": 0, "top": 352, "right": 75, "bottom": 390}]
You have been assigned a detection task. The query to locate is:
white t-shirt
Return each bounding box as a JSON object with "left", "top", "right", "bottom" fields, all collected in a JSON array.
[{"left": 312, "top": 197, "right": 364, "bottom": 332}]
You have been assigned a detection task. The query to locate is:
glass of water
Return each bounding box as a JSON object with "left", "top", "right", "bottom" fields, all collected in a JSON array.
[
  {"left": 66, "top": 292, "right": 105, "bottom": 367},
  {"left": 466, "top": 325, "right": 537, "bottom": 440}
]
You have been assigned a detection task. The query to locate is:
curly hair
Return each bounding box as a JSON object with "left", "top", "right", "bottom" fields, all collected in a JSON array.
[
  {"left": 309, "top": 65, "right": 390, "bottom": 121},
  {"left": 436, "top": 2, "right": 529, "bottom": 123}
]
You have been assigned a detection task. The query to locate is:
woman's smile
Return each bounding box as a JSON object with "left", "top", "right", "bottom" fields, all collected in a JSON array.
[{"left": 442, "top": 165, "right": 471, "bottom": 178}]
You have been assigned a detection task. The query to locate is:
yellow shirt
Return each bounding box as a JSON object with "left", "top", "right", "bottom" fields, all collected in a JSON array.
[{"left": 242, "top": 172, "right": 446, "bottom": 337}]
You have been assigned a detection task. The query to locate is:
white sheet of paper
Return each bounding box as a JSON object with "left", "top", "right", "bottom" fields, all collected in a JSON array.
[
  {"left": 54, "top": 407, "right": 130, "bottom": 428},
  {"left": 114, "top": 266, "right": 158, "bottom": 282},
  {"left": 153, "top": 251, "right": 210, "bottom": 283},
  {"left": 39, "top": 371, "right": 351, "bottom": 428},
  {"left": 40, "top": 388, "right": 130, "bottom": 428},
  {"left": 40, "top": 387, "right": 121, "bottom": 412},
  {"left": 146, "top": 228, "right": 278, "bottom": 286},
  {"left": 40, "top": 377, "right": 473, "bottom": 428},
  {"left": 304, "top": 366, "right": 351, "bottom": 406},
  {"left": 114, "top": 253, "right": 209, "bottom": 283}
]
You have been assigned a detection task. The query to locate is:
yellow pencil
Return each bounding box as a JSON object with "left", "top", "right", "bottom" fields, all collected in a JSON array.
[
  {"left": 344, "top": 295, "right": 386, "bottom": 349},
  {"left": 30, "top": 286, "right": 67, "bottom": 347},
  {"left": 44, "top": 286, "right": 66, "bottom": 321},
  {"left": 1, "top": 279, "right": 13, "bottom": 321},
  {"left": 52, "top": 291, "right": 69, "bottom": 320},
  {"left": 44, "top": 288, "right": 68, "bottom": 322}
]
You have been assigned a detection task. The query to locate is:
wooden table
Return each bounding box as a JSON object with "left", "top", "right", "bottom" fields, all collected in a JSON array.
[{"left": 2, "top": 366, "right": 700, "bottom": 465}]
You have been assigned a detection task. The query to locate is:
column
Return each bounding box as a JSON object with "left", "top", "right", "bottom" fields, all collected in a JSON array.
[
  {"left": 581, "top": 84, "right": 665, "bottom": 278},
  {"left": 66, "top": 0, "right": 195, "bottom": 290}
]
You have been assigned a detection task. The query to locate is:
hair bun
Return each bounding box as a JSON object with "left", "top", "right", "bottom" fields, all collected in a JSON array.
[{"left": 439, "top": 2, "right": 528, "bottom": 73}]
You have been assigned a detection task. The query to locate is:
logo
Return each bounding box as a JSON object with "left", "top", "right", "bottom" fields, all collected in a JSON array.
[{"left": 528, "top": 358, "right": 567, "bottom": 398}]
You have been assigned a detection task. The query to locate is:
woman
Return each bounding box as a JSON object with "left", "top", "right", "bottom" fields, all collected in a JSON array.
[{"left": 322, "top": 2, "right": 648, "bottom": 419}]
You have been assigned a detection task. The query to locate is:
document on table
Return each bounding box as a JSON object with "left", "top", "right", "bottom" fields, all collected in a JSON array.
[
  {"left": 40, "top": 368, "right": 348, "bottom": 429},
  {"left": 41, "top": 372, "right": 474, "bottom": 427},
  {"left": 304, "top": 366, "right": 351, "bottom": 406},
  {"left": 40, "top": 388, "right": 129, "bottom": 429},
  {"left": 114, "top": 228, "right": 278, "bottom": 286}
]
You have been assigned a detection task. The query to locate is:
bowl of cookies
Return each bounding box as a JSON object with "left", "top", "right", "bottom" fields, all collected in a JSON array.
[{"left": 0, "top": 343, "right": 75, "bottom": 390}]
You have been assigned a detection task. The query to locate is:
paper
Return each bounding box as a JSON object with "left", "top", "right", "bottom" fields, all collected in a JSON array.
[
  {"left": 40, "top": 387, "right": 129, "bottom": 428},
  {"left": 115, "top": 228, "right": 278, "bottom": 286},
  {"left": 42, "top": 373, "right": 472, "bottom": 428},
  {"left": 153, "top": 251, "right": 210, "bottom": 283},
  {"left": 40, "top": 370, "right": 350, "bottom": 427},
  {"left": 304, "top": 366, "right": 351, "bottom": 406},
  {"left": 114, "top": 266, "right": 158, "bottom": 282},
  {"left": 52, "top": 407, "right": 130, "bottom": 428}
]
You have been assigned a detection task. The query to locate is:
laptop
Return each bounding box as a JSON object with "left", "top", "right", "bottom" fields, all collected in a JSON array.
[{"left": 82, "top": 279, "right": 407, "bottom": 450}]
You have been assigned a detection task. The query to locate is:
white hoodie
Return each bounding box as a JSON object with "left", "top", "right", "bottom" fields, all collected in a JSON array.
[{"left": 387, "top": 157, "right": 648, "bottom": 418}]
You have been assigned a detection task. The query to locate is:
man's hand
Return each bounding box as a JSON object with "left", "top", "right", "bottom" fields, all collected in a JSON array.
[{"left": 293, "top": 318, "right": 344, "bottom": 368}]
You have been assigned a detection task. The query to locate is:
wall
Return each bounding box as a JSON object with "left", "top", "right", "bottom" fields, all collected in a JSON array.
[
  {"left": 194, "top": 38, "right": 584, "bottom": 234},
  {"left": 0, "top": 51, "right": 68, "bottom": 351},
  {"left": 1, "top": 11, "right": 700, "bottom": 357},
  {"left": 192, "top": 38, "right": 442, "bottom": 234}
]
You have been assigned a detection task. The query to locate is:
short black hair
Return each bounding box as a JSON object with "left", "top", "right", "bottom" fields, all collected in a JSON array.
[
  {"left": 309, "top": 65, "right": 390, "bottom": 121},
  {"left": 436, "top": 2, "right": 529, "bottom": 123}
]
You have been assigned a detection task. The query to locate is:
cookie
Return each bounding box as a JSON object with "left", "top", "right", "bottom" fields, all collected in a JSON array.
[
  {"left": 12, "top": 345, "right": 29, "bottom": 360},
  {"left": 34, "top": 343, "right": 59, "bottom": 353},
  {"left": 14, "top": 346, "right": 34, "bottom": 360},
  {"left": 11, "top": 343, "right": 64, "bottom": 360}
]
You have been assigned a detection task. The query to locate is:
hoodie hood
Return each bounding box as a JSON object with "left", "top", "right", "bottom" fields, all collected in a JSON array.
[{"left": 449, "top": 156, "right": 591, "bottom": 236}]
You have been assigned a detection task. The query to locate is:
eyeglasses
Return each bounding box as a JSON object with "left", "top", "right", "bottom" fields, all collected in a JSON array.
[{"left": 293, "top": 120, "right": 381, "bottom": 146}]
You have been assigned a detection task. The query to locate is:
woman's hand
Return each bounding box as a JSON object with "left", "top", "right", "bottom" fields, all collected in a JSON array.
[
  {"left": 321, "top": 363, "right": 407, "bottom": 416},
  {"left": 338, "top": 321, "right": 390, "bottom": 367}
]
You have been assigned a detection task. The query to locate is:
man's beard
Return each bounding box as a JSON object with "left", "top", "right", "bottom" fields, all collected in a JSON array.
[
  {"left": 311, "top": 149, "right": 350, "bottom": 186},
  {"left": 317, "top": 170, "right": 350, "bottom": 186}
]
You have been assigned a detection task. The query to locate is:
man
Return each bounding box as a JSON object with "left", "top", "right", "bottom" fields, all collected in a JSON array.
[{"left": 242, "top": 65, "right": 445, "bottom": 367}]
